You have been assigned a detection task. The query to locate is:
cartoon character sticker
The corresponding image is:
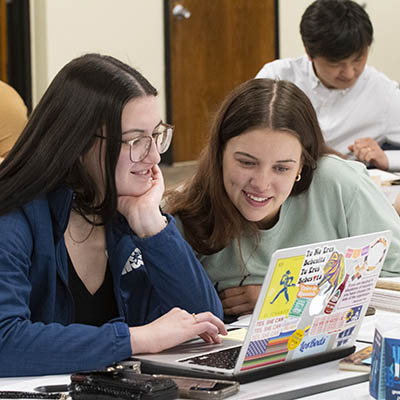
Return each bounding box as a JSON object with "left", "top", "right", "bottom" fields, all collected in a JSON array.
[
  {"left": 260, "top": 255, "right": 303, "bottom": 320},
  {"left": 270, "top": 270, "right": 296, "bottom": 305},
  {"left": 309, "top": 251, "right": 345, "bottom": 316},
  {"left": 349, "top": 237, "right": 388, "bottom": 281}
]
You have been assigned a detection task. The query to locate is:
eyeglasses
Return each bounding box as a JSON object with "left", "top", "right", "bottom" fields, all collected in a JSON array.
[{"left": 95, "top": 123, "right": 174, "bottom": 162}]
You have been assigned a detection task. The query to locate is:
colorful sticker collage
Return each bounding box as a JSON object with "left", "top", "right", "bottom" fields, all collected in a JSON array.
[{"left": 241, "top": 237, "right": 388, "bottom": 371}]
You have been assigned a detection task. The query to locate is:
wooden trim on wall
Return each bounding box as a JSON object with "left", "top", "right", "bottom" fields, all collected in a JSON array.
[{"left": 0, "top": 0, "right": 7, "bottom": 82}]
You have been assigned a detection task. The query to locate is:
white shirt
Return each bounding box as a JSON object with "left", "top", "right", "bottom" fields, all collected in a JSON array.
[{"left": 256, "top": 55, "right": 400, "bottom": 171}]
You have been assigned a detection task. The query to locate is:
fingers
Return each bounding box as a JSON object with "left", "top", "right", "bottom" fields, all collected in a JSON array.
[
  {"left": 191, "top": 311, "right": 227, "bottom": 344},
  {"left": 351, "top": 138, "right": 375, "bottom": 162},
  {"left": 357, "top": 147, "right": 388, "bottom": 170},
  {"left": 194, "top": 311, "right": 228, "bottom": 336},
  {"left": 130, "top": 308, "right": 227, "bottom": 355},
  {"left": 220, "top": 285, "right": 261, "bottom": 316},
  {"left": 151, "top": 164, "right": 165, "bottom": 189},
  {"left": 199, "top": 329, "right": 222, "bottom": 344},
  {"left": 199, "top": 332, "right": 214, "bottom": 343},
  {"left": 170, "top": 308, "right": 227, "bottom": 340},
  {"left": 219, "top": 287, "right": 244, "bottom": 299},
  {"left": 221, "top": 293, "right": 245, "bottom": 309},
  {"left": 349, "top": 138, "right": 389, "bottom": 170},
  {"left": 152, "top": 164, "right": 162, "bottom": 178},
  {"left": 195, "top": 322, "right": 222, "bottom": 344},
  {"left": 224, "top": 302, "right": 254, "bottom": 316},
  {"left": 360, "top": 146, "right": 372, "bottom": 160}
]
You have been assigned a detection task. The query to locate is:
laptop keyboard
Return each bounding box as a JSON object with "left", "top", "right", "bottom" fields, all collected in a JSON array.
[{"left": 179, "top": 346, "right": 241, "bottom": 369}]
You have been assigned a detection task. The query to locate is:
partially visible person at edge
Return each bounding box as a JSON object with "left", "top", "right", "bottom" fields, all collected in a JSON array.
[
  {"left": 0, "top": 80, "right": 28, "bottom": 163},
  {"left": 256, "top": 0, "right": 400, "bottom": 171},
  {"left": 0, "top": 53, "right": 225, "bottom": 377},
  {"left": 165, "top": 78, "right": 400, "bottom": 320}
]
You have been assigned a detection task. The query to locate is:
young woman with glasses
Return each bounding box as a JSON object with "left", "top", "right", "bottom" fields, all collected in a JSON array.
[{"left": 0, "top": 53, "right": 225, "bottom": 377}]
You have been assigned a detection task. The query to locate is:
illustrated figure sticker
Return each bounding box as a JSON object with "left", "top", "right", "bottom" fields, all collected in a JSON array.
[
  {"left": 270, "top": 270, "right": 296, "bottom": 305},
  {"left": 348, "top": 237, "right": 388, "bottom": 281},
  {"left": 260, "top": 255, "right": 303, "bottom": 319},
  {"left": 309, "top": 251, "right": 345, "bottom": 316}
]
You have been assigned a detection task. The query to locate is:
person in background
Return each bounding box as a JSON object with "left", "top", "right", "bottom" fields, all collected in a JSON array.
[
  {"left": 256, "top": 0, "right": 400, "bottom": 171},
  {"left": 166, "top": 78, "right": 400, "bottom": 319},
  {"left": 0, "top": 80, "right": 28, "bottom": 162},
  {"left": 0, "top": 53, "right": 225, "bottom": 377}
]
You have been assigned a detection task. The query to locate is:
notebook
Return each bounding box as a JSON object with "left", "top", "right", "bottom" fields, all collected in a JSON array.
[{"left": 133, "top": 230, "right": 392, "bottom": 383}]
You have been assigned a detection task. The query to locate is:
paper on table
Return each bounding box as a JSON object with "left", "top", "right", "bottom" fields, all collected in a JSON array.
[
  {"left": 375, "top": 276, "right": 400, "bottom": 291},
  {"left": 368, "top": 169, "right": 400, "bottom": 204},
  {"left": 370, "top": 277, "right": 400, "bottom": 312},
  {"left": 368, "top": 169, "right": 400, "bottom": 183},
  {"left": 225, "top": 328, "right": 248, "bottom": 341},
  {"left": 227, "top": 314, "right": 252, "bottom": 328}
]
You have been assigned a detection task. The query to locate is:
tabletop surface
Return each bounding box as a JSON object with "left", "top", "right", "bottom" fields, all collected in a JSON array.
[{"left": 0, "top": 310, "right": 394, "bottom": 400}]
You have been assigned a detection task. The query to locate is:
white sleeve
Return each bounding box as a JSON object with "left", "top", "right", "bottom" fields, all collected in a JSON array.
[
  {"left": 385, "top": 150, "right": 400, "bottom": 171},
  {"left": 382, "top": 85, "right": 400, "bottom": 171},
  {"left": 255, "top": 58, "right": 291, "bottom": 80},
  {"left": 255, "top": 62, "right": 278, "bottom": 79}
]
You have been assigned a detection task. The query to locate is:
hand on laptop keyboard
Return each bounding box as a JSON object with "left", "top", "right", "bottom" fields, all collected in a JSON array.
[{"left": 130, "top": 308, "right": 228, "bottom": 354}]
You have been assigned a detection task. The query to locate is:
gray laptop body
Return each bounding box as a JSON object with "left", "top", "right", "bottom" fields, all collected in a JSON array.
[{"left": 132, "top": 231, "right": 392, "bottom": 383}]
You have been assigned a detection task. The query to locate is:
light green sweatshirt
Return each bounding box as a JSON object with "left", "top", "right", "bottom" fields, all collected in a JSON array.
[{"left": 176, "top": 155, "right": 400, "bottom": 290}]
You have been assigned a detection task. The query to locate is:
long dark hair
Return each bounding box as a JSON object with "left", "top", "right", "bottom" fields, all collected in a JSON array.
[
  {"left": 0, "top": 53, "right": 157, "bottom": 221},
  {"left": 167, "top": 78, "right": 337, "bottom": 254}
]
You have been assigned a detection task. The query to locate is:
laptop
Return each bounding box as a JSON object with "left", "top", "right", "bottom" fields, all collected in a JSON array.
[{"left": 133, "top": 231, "right": 392, "bottom": 383}]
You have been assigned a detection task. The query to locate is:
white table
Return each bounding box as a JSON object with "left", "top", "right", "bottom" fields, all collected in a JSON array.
[
  {"left": 0, "top": 367, "right": 370, "bottom": 400},
  {"left": 0, "top": 310, "right": 392, "bottom": 400},
  {"left": 302, "top": 382, "right": 370, "bottom": 400}
]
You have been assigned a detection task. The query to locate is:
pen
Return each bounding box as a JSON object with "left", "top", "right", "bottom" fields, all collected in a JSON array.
[
  {"left": 381, "top": 179, "right": 400, "bottom": 186},
  {"left": 34, "top": 384, "right": 70, "bottom": 393}
]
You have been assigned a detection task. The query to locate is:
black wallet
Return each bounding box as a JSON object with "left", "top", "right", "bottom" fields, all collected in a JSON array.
[{"left": 69, "top": 369, "right": 178, "bottom": 400}]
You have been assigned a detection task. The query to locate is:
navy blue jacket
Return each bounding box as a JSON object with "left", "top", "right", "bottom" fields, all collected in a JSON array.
[{"left": 0, "top": 187, "right": 223, "bottom": 376}]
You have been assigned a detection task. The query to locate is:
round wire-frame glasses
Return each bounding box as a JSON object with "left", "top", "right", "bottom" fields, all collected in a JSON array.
[
  {"left": 96, "top": 123, "right": 174, "bottom": 162},
  {"left": 126, "top": 123, "right": 174, "bottom": 162}
]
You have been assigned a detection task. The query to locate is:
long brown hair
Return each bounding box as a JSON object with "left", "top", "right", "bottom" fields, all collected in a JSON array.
[
  {"left": 167, "top": 78, "right": 337, "bottom": 254},
  {"left": 0, "top": 54, "right": 157, "bottom": 221}
]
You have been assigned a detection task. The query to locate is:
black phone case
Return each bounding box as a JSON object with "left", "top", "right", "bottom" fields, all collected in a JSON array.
[{"left": 70, "top": 371, "right": 178, "bottom": 400}]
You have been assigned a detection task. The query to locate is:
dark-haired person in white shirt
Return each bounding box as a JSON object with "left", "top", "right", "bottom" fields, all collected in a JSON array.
[{"left": 257, "top": 0, "right": 400, "bottom": 171}]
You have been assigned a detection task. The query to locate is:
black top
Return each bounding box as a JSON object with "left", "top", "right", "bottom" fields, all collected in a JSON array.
[{"left": 67, "top": 252, "right": 119, "bottom": 326}]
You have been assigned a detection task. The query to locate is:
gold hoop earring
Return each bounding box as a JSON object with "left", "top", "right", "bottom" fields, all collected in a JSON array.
[{"left": 295, "top": 173, "right": 301, "bottom": 182}]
